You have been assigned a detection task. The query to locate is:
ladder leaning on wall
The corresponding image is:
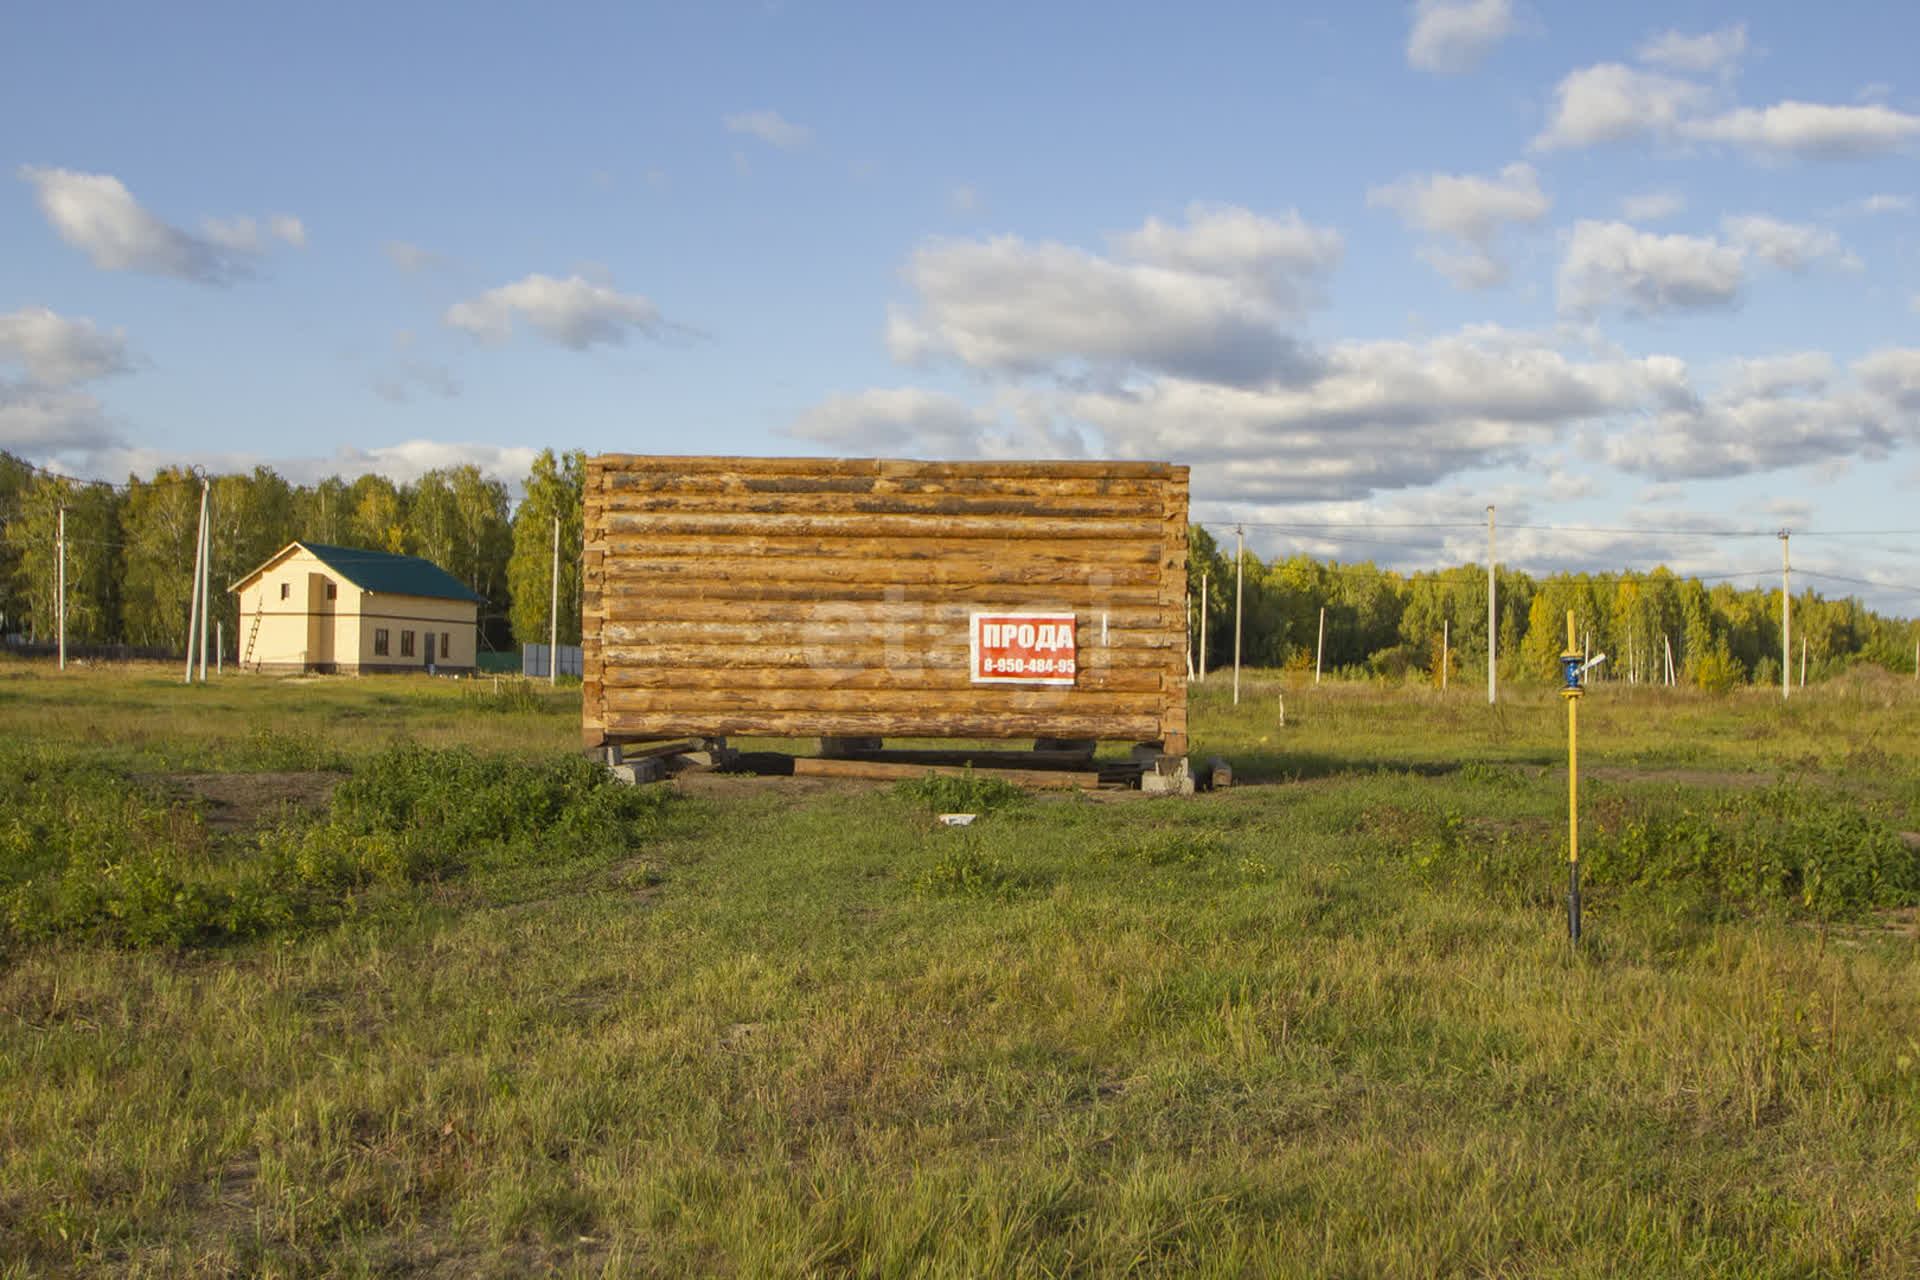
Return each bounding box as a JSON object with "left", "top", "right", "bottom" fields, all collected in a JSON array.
[{"left": 242, "top": 597, "right": 263, "bottom": 670}]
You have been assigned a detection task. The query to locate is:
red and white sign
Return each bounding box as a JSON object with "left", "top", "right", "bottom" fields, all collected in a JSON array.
[{"left": 970, "top": 612, "right": 1077, "bottom": 685}]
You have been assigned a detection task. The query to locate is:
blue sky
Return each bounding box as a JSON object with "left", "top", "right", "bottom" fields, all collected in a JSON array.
[{"left": 5, "top": 1, "right": 1919, "bottom": 606}]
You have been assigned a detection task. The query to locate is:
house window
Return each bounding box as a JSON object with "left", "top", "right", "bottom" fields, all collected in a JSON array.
[
  {"left": 401, "top": 630, "right": 415, "bottom": 658},
  {"left": 325, "top": 582, "right": 337, "bottom": 600},
  {"left": 442, "top": 632, "right": 451, "bottom": 659},
  {"left": 374, "top": 629, "right": 389, "bottom": 656},
  {"left": 280, "top": 582, "right": 290, "bottom": 600}
]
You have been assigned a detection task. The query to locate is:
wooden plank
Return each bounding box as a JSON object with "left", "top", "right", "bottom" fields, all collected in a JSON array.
[
  {"left": 591, "top": 581, "right": 1174, "bottom": 608},
  {"left": 593, "top": 556, "right": 1163, "bottom": 588},
  {"left": 826, "top": 748, "right": 1099, "bottom": 768},
  {"left": 790, "top": 756, "right": 1104, "bottom": 790},
  {"left": 594, "top": 456, "right": 1175, "bottom": 480},
  {"left": 596, "top": 617, "right": 1174, "bottom": 647},
  {"left": 592, "top": 533, "right": 1164, "bottom": 566},
  {"left": 598, "top": 666, "right": 1165, "bottom": 693},
  {"left": 594, "top": 491, "right": 1162, "bottom": 519},
  {"left": 599, "top": 598, "right": 1183, "bottom": 628},
  {"left": 601, "top": 710, "right": 1165, "bottom": 740},
  {"left": 593, "top": 513, "right": 1164, "bottom": 541},
  {"left": 593, "top": 643, "right": 1178, "bottom": 670},
  {"left": 600, "top": 688, "right": 1166, "bottom": 716},
  {"left": 593, "top": 472, "right": 1173, "bottom": 499}
]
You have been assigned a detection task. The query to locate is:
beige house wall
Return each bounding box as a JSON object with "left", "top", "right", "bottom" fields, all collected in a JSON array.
[
  {"left": 235, "top": 547, "right": 478, "bottom": 675},
  {"left": 354, "top": 594, "right": 477, "bottom": 671}
]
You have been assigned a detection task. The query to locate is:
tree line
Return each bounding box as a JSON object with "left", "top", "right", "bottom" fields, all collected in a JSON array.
[
  {"left": 4, "top": 454, "right": 1913, "bottom": 686},
  {"left": 0, "top": 449, "right": 584, "bottom": 656},
  {"left": 1186, "top": 525, "right": 1920, "bottom": 689}
]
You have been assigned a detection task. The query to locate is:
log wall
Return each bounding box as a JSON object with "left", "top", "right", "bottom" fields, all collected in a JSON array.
[{"left": 582, "top": 457, "right": 1189, "bottom": 752}]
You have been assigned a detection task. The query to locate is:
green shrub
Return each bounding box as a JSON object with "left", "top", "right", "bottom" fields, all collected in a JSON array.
[
  {"left": 1098, "top": 829, "right": 1228, "bottom": 868},
  {"left": 910, "top": 844, "right": 1033, "bottom": 900},
  {"left": 242, "top": 727, "right": 348, "bottom": 771},
  {"left": 462, "top": 677, "right": 547, "bottom": 714},
  {"left": 1, "top": 744, "right": 677, "bottom": 949},
  {"left": 1586, "top": 784, "right": 1919, "bottom": 919},
  {"left": 892, "top": 771, "right": 1026, "bottom": 815},
  {"left": 1692, "top": 647, "right": 1745, "bottom": 694}
]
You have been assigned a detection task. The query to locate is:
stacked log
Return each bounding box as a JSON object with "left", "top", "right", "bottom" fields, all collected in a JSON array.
[{"left": 582, "top": 457, "right": 1188, "bottom": 753}]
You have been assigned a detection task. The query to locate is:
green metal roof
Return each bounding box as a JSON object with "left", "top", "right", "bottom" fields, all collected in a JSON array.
[{"left": 298, "top": 543, "right": 485, "bottom": 604}]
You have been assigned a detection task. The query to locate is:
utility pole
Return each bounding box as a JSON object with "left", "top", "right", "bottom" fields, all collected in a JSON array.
[
  {"left": 184, "top": 500, "right": 202, "bottom": 682},
  {"left": 198, "top": 479, "right": 210, "bottom": 684},
  {"left": 1315, "top": 605, "right": 1325, "bottom": 685},
  {"left": 186, "top": 479, "right": 210, "bottom": 683},
  {"left": 1186, "top": 590, "right": 1194, "bottom": 680},
  {"left": 1198, "top": 570, "right": 1208, "bottom": 681},
  {"left": 549, "top": 514, "right": 560, "bottom": 686},
  {"left": 56, "top": 505, "right": 67, "bottom": 670},
  {"left": 1232, "top": 524, "right": 1244, "bottom": 707},
  {"left": 1486, "top": 504, "right": 1496, "bottom": 705},
  {"left": 1778, "top": 530, "right": 1790, "bottom": 701}
]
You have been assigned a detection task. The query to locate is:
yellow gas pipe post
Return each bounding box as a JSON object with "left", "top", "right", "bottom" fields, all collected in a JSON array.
[{"left": 1560, "top": 609, "right": 1584, "bottom": 944}]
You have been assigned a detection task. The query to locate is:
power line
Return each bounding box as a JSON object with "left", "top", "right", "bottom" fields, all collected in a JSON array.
[
  {"left": 1796, "top": 569, "right": 1920, "bottom": 597},
  {"left": 1205, "top": 516, "right": 1920, "bottom": 540}
]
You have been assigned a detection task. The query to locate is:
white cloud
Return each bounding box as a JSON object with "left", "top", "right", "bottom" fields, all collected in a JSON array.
[
  {"left": 1114, "top": 204, "right": 1343, "bottom": 307},
  {"left": 201, "top": 215, "right": 264, "bottom": 253},
  {"left": 1059, "top": 328, "right": 1680, "bottom": 501},
  {"left": 724, "top": 109, "right": 812, "bottom": 149},
  {"left": 0, "top": 306, "right": 132, "bottom": 456},
  {"left": 1722, "top": 351, "right": 1834, "bottom": 400},
  {"left": 1637, "top": 24, "right": 1748, "bottom": 77},
  {"left": 1532, "top": 63, "right": 1710, "bottom": 150},
  {"left": 16, "top": 166, "right": 300, "bottom": 283},
  {"left": 1558, "top": 220, "right": 1746, "bottom": 315},
  {"left": 1682, "top": 101, "right": 1920, "bottom": 157},
  {"left": 1855, "top": 194, "right": 1915, "bottom": 215},
  {"left": 0, "top": 382, "right": 119, "bottom": 453},
  {"left": 1721, "top": 214, "right": 1856, "bottom": 271},
  {"left": 1620, "top": 190, "right": 1686, "bottom": 220},
  {"left": 1855, "top": 347, "right": 1920, "bottom": 411},
  {"left": 0, "top": 306, "right": 132, "bottom": 388},
  {"left": 1599, "top": 347, "right": 1920, "bottom": 479},
  {"left": 384, "top": 240, "right": 449, "bottom": 272},
  {"left": 886, "top": 206, "right": 1339, "bottom": 388},
  {"left": 373, "top": 359, "right": 461, "bottom": 403},
  {"left": 1367, "top": 163, "right": 1549, "bottom": 288},
  {"left": 786, "top": 388, "right": 993, "bottom": 457},
  {"left": 1406, "top": 0, "right": 1513, "bottom": 75},
  {"left": 443, "top": 273, "right": 665, "bottom": 349},
  {"left": 268, "top": 214, "right": 306, "bottom": 248}
]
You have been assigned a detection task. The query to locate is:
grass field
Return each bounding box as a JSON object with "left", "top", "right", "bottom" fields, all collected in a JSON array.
[{"left": 3, "top": 659, "right": 1918, "bottom": 1277}]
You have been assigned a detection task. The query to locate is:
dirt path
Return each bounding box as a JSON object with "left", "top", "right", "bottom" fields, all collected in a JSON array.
[{"left": 156, "top": 771, "right": 344, "bottom": 833}]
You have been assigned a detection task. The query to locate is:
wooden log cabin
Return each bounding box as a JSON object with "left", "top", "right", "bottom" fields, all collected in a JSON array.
[{"left": 581, "top": 456, "right": 1190, "bottom": 758}]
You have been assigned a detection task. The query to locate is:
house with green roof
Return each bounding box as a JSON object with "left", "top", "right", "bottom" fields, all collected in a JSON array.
[{"left": 230, "top": 541, "right": 484, "bottom": 675}]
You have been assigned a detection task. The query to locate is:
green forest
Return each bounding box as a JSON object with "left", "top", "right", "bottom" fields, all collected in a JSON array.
[
  {"left": 1183, "top": 525, "right": 1920, "bottom": 690},
  {"left": 4, "top": 449, "right": 1916, "bottom": 686},
  {"left": 0, "top": 449, "right": 585, "bottom": 656}
]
